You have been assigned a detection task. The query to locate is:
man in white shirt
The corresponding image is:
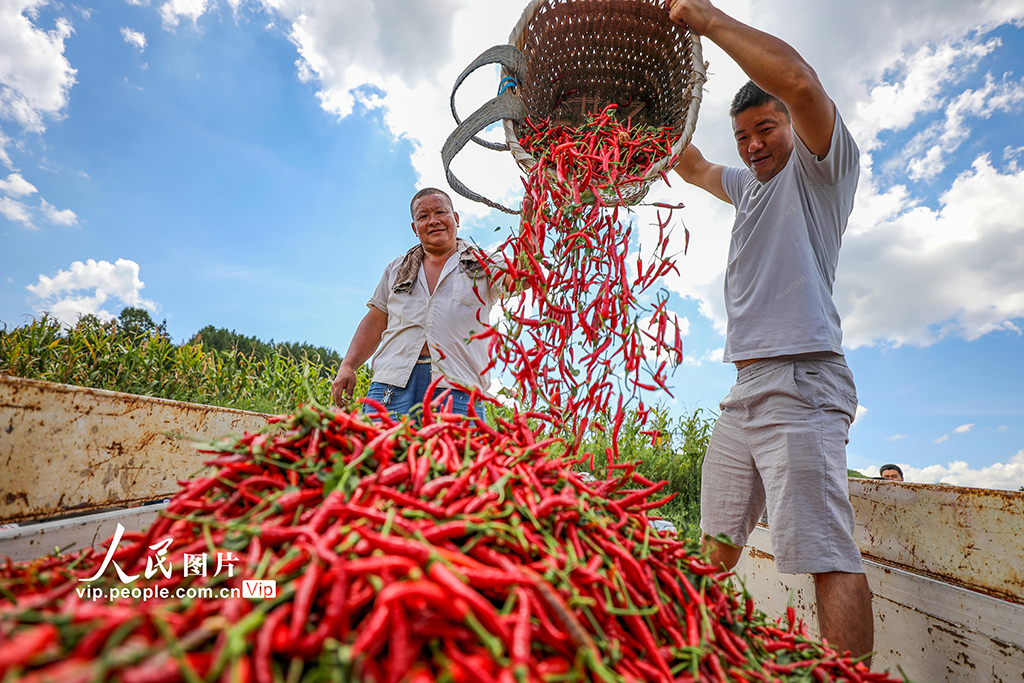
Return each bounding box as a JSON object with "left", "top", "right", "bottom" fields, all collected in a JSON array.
[
  {"left": 669, "top": 0, "right": 873, "bottom": 664},
  {"left": 331, "top": 188, "right": 502, "bottom": 419}
]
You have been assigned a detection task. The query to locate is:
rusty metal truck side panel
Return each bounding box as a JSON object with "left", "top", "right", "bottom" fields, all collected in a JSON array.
[{"left": 0, "top": 376, "right": 269, "bottom": 524}]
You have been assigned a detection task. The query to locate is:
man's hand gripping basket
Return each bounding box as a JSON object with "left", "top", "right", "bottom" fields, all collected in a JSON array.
[{"left": 442, "top": 0, "right": 706, "bottom": 214}]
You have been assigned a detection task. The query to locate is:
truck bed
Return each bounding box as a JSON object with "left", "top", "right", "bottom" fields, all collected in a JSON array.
[{"left": 2, "top": 375, "right": 1022, "bottom": 682}]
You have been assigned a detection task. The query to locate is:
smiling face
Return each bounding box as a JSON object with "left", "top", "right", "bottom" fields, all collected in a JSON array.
[
  {"left": 732, "top": 101, "right": 795, "bottom": 183},
  {"left": 411, "top": 193, "right": 459, "bottom": 256}
]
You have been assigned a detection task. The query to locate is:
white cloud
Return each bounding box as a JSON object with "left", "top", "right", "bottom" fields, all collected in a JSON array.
[
  {"left": 1006, "top": 145, "right": 1024, "bottom": 169},
  {"left": 156, "top": 0, "right": 470, "bottom": 116},
  {"left": 0, "top": 177, "right": 77, "bottom": 228},
  {"left": 159, "top": 0, "right": 210, "bottom": 29},
  {"left": 934, "top": 434, "right": 950, "bottom": 444},
  {"left": 954, "top": 423, "right": 975, "bottom": 434},
  {"left": 40, "top": 198, "right": 77, "bottom": 226},
  {"left": 682, "top": 22, "right": 1024, "bottom": 353},
  {"left": 0, "top": 3, "right": 81, "bottom": 227},
  {"left": 0, "top": 0, "right": 77, "bottom": 134},
  {"left": 0, "top": 195, "right": 35, "bottom": 228},
  {"left": 858, "top": 451, "right": 1024, "bottom": 491},
  {"left": 683, "top": 346, "right": 724, "bottom": 367},
  {"left": 45, "top": 290, "right": 113, "bottom": 323},
  {"left": 0, "top": 172, "right": 37, "bottom": 196},
  {"left": 752, "top": 0, "right": 1024, "bottom": 111},
  {"left": 909, "top": 451, "right": 1024, "bottom": 491},
  {"left": 904, "top": 71, "right": 1024, "bottom": 181},
  {"left": 852, "top": 404, "right": 867, "bottom": 425},
  {"left": 27, "top": 258, "right": 157, "bottom": 324},
  {"left": 150, "top": 0, "right": 533, "bottom": 218},
  {"left": 838, "top": 155, "right": 1024, "bottom": 348},
  {"left": 886, "top": 434, "right": 908, "bottom": 441},
  {"left": 121, "top": 27, "right": 147, "bottom": 52},
  {"left": 0, "top": 128, "right": 12, "bottom": 168},
  {"left": 848, "top": 37, "right": 1002, "bottom": 153}
]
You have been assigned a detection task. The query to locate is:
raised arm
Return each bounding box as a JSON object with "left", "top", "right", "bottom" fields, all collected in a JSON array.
[
  {"left": 674, "top": 143, "right": 730, "bottom": 204},
  {"left": 331, "top": 305, "right": 388, "bottom": 407},
  {"left": 670, "top": 0, "right": 835, "bottom": 158}
]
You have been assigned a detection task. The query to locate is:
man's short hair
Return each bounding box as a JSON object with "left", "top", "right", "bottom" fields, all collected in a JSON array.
[
  {"left": 880, "top": 464, "right": 903, "bottom": 478},
  {"left": 410, "top": 187, "right": 454, "bottom": 218},
  {"left": 730, "top": 80, "right": 790, "bottom": 120}
]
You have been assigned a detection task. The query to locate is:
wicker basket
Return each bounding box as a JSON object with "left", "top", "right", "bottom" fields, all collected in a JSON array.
[{"left": 442, "top": 0, "right": 706, "bottom": 214}]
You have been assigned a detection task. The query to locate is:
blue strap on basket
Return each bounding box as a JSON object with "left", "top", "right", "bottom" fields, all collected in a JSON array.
[
  {"left": 442, "top": 45, "right": 529, "bottom": 214},
  {"left": 497, "top": 76, "right": 518, "bottom": 96}
]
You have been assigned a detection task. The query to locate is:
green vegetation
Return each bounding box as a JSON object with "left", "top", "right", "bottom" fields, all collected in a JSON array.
[
  {"left": 0, "top": 310, "right": 369, "bottom": 414},
  {"left": 189, "top": 324, "right": 342, "bottom": 380},
  {"left": 574, "top": 406, "right": 714, "bottom": 540}
]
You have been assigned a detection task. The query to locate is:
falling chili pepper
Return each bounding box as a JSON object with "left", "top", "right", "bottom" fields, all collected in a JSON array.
[{"left": 473, "top": 105, "right": 689, "bottom": 446}]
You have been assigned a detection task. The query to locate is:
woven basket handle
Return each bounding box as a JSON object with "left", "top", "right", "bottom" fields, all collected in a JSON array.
[
  {"left": 450, "top": 45, "right": 528, "bottom": 151},
  {"left": 442, "top": 45, "right": 528, "bottom": 214}
]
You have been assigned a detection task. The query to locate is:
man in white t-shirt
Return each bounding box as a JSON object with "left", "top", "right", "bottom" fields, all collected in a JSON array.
[
  {"left": 670, "top": 0, "right": 873, "bottom": 664},
  {"left": 331, "top": 188, "right": 502, "bottom": 420}
]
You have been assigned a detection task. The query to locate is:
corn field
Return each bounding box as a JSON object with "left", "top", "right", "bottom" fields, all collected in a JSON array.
[{"left": 0, "top": 314, "right": 370, "bottom": 415}]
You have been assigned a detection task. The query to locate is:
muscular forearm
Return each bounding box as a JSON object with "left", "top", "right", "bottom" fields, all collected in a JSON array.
[
  {"left": 670, "top": 0, "right": 834, "bottom": 154},
  {"left": 696, "top": 10, "right": 820, "bottom": 105},
  {"left": 674, "top": 144, "right": 729, "bottom": 204}
]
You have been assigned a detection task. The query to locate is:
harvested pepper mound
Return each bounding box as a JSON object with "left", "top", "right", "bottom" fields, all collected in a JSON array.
[{"left": 1, "top": 399, "right": 901, "bottom": 683}]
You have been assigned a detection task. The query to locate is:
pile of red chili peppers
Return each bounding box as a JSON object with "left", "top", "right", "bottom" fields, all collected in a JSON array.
[
  {"left": 1, "top": 391, "right": 902, "bottom": 683},
  {"left": 477, "top": 104, "right": 688, "bottom": 439}
]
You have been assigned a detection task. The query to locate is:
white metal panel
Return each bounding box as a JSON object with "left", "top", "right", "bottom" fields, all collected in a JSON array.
[
  {"left": 735, "top": 526, "right": 1024, "bottom": 683},
  {"left": 0, "top": 504, "right": 164, "bottom": 561}
]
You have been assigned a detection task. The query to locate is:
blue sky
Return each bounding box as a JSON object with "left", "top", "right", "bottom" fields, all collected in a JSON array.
[{"left": 2, "top": 0, "right": 1023, "bottom": 490}]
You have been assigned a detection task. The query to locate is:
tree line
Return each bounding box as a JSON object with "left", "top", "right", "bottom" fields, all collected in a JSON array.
[{"left": 91, "top": 307, "right": 344, "bottom": 380}]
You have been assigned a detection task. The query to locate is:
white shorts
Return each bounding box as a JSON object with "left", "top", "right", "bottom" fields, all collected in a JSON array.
[{"left": 700, "top": 353, "right": 864, "bottom": 575}]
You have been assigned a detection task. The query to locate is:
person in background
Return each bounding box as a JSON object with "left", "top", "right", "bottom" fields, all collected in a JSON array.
[
  {"left": 668, "top": 0, "right": 873, "bottom": 664},
  {"left": 331, "top": 188, "right": 502, "bottom": 421},
  {"left": 879, "top": 464, "right": 904, "bottom": 482}
]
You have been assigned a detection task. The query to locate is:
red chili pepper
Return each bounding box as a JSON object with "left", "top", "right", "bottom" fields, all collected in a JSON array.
[
  {"left": 427, "top": 562, "right": 511, "bottom": 647},
  {"left": 254, "top": 603, "right": 291, "bottom": 683},
  {"left": 0, "top": 623, "right": 58, "bottom": 671},
  {"left": 504, "top": 590, "right": 531, "bottom": 655},
  {"left": 288, "top": 550, "right": 321, "bottom": 642},
  {"left": 350, "top": 600, "right": 391, "bottom": 659}
]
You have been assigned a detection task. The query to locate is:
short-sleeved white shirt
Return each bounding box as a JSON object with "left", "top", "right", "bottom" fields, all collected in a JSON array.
[
  {"left": 719, "top": 110, "right": 860, "bottom": 363},
  {"left": 367, "top": 241, "right": 500, "bottom": 394}
]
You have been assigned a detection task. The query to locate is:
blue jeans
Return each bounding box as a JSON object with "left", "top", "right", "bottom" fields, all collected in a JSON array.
[{"left": 364, "top": 360, "right": 484, "bottom": 422}]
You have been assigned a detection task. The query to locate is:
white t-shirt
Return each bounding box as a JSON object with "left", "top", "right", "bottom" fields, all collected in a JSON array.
[
  {"left": 367, "top": 241, "right": 501, "bottom": 394},
  {"left": 720, "top": 110, "right": 860, "bottom": 363}
]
